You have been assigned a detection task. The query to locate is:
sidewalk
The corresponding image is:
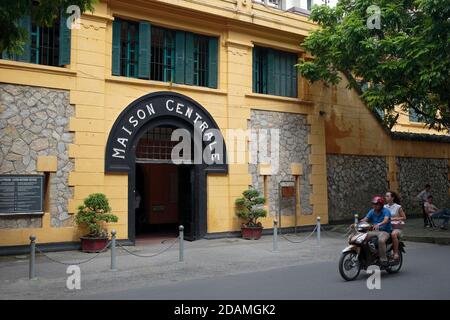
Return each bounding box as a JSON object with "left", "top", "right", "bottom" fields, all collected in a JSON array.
[
  {"left": 0, "top": 230, "right": 346, "bottom": 299},
  {"left": 329, "top": 218, "right": 450, "bottom": 245}
]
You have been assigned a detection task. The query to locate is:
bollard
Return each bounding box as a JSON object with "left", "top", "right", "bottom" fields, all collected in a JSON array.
[
  {"left": 179, "top": 225, "right": 184, "bottom": 262},
  {"left": 316, "top": 217, "right": 321, "bottom": 246},
  {"left": 354, "top": 214, "right": 359, "bottom": 225},
  {"left": 110, "top": 230, "right": 117, "bottom": 271},
  {"left": 273, "top": 219, "right": 278, "bottom": 252},
  {"left": 29, "top": 235, "right": 36, "bottom": 280}
]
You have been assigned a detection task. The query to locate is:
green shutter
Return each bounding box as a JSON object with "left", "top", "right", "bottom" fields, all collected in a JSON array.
[
  {"left": 185, "top": 32, "right": 194, "bottom": 85},
  {"left": 59, "top": 10, "right": 71, "bottom": 66},
  {"left": 292, "top": 55, "right": 298, "bottom": 97},
  {"left": 18, "top": 15, "right": 31, "bottom": 62},
  {"left": 207, "top": 37, "right": 218, "bottom": 88},
  {"left": 138, "top": 22, "right": 150, "bottom": 79},
  {"left": 174, "top": 31, "right": 186, "bottom": 84},
  {"left": 286, "top": 54, "right": 292, "bottom": 97},
  {"left": 267, "top": 48, "right": 275, "bottom": 95},
  {"left": 280, "top": 53, "right": 287, "bottom": 97},
  {"left": 273, "top": 50, "right": 281, "bottom": 96},
  {"left": 112, "top": 19, "right": 121, "bottom": 76}
]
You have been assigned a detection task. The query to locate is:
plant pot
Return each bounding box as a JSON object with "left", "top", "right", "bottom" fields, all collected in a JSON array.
[
  {"left": 80, "top": 236, "right": 109, "bottom": 253},
  {"left": 241, "top": 226, "right": 263, "bottom": 240}
]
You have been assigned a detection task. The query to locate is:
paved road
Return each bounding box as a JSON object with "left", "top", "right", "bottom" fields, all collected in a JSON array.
[{"left": 87, "top": 244, "right": 450, "bottom": 300}]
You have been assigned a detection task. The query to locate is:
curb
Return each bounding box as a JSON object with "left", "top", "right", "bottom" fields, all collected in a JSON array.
[{"left": 402, "top": 235, "right": 450, "bottom": 245}]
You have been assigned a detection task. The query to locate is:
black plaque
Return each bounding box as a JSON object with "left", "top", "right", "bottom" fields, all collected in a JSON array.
[{"left": 0, "top": 175, "right": 44, "bottom": 215}]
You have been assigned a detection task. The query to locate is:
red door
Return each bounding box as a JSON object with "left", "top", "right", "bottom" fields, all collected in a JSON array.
[{"left": 140, "top": 164, "right": 179, "bottom": 225}]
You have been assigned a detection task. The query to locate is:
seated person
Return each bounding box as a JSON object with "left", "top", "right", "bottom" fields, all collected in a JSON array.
[
  {"left": 384, "top": 191, "right": 406, "bottom": 260},
  {"left": 361, "top": 196, "right": 393, "bottom": 266},
  {"left": 424, "top": 195, "right": 450, "bottom": 230}
]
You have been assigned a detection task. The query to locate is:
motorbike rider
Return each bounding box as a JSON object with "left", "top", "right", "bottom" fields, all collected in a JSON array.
[{"left": 360, "top": 196, "right": 393, "bottom": 267}]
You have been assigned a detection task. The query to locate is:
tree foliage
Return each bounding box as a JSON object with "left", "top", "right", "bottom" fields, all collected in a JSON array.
[
  {"left": 235, "top": 188, "right": 267, "bottom": 227},
  {"left": 297, "top": 0, "right": 450, "bottom": 130},
  {"left": 0, "top": 0, "right": 96, "bottom": 55},
  {"left": 75, "top": 193, "right": 118, "bottom": 237}
]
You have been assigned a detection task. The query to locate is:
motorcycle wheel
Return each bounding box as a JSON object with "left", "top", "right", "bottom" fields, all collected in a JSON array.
[
  {"left": 386, "top": 251, "right": 403, "bottom": 274},
  {"left": 339, "top": 251, "right": 361, "bottom": 281}
]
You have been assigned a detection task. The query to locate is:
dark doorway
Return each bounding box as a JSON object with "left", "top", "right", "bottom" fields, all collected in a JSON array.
[
  {"left": 133, "top": 125, "right": 197, "bottom": 242},
  {"left": 135, "top": 163, "right": 194, "bottom": 241}
]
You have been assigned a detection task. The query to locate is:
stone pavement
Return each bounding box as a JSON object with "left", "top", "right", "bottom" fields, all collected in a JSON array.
[
  {"left": 0, "top": 230, "right": 349, "bottom": 299},
  {"left": 329, "top": 218, "right": 450, "bottom": 245}
]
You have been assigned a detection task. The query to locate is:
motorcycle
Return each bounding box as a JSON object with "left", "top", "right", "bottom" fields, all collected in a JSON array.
[{"left": 338, "top": 221, "right": 406, "bottom": 281}]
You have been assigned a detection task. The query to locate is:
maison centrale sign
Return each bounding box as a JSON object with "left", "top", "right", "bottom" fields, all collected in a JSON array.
[
  {"left": 105, "top": 92, "right": 228, "bottom": 173},
  {"left": 0, "top": 175, "right": 44, "bottom": 215}
]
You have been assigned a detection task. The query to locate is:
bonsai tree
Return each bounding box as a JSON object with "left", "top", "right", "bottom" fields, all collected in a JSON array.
[
  {"left": 75, "top": 193, "right": 118, "bottom": 238},
  {"left": 235, "top": 188, "right": 267, "bottom": 228}
]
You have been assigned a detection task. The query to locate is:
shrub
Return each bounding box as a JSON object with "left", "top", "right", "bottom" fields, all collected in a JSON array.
[
  {"left": 75, "top": 193, "right": 118, "bottom": 237},
  {"left": 235, "top": 188, "right": 267, "bottom": 227}
]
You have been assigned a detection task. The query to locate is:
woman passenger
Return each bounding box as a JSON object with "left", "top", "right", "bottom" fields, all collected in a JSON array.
[{"left": 384, "top": 191, "right": 406, "bottom": 260}]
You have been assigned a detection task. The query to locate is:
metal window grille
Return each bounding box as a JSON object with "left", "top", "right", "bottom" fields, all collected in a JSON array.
[
  {"left": 29, "top": 20, "right": 60, "bottom": 66},
  {"left": 120, "top": 20, "right": 139, "bottom": 77},
  {"left": 136, "top": 127, "right": 178, "bottom": 161},
  {"left": 150, "top": 27, "right": 175, "bottom": 82},
  {"left": 253, "top": 47, "right": 268, "bottom": 94},
  {"left": 193, "top": 35, "right": 209, "bottom": 87}
]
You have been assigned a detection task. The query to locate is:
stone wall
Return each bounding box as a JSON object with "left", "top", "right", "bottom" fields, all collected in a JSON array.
[
  {"left": 327, "top": 154, "right": 389, "bottom": 222},
  {"left": 0, "top": 84, "right": 74, "bottom": 228},
  {"left": 397, "top": 157, "right": 449, "bottom": 217},
  {"left": 249, "top": 110, "right": 312, "bottom": 217}
]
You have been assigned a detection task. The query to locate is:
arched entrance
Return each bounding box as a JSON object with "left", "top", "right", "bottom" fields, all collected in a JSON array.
[{"left": 105, "top": 92, "right": 228, "bottom": 242}]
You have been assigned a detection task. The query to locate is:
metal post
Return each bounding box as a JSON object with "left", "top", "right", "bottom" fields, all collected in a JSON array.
[
  {"left": 29, "top": 235, "right": 36, "bottom": 280},
  {"left": 110, "top": 230, "right": 117, "bottom": 271},
  {"left": 316, "top": 217, "right": 321, "bottom": 246},
  {"left": 273, "top": 219, "right": 278, "bottom": 252},
  {"left": 354, "top": 214, "right": 359, "bottom": 225},
  {"left": 179, "top": 225, "right": 184, "bottom": 262}
]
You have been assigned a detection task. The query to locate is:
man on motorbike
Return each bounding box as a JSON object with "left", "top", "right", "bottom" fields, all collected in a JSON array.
[{"left": 360, "top": 196, "right": 393, "bottom": 267}]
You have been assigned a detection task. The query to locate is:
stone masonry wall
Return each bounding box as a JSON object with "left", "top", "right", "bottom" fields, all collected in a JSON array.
[
  {"left": 249, "top": 110, "right": 313, "bottom": 217},
  {"left": 327, "top": 154, "right": 389, "bottom": 222},
  {"left": 397, "top": 157, "right": 449, "bottom": 217},
  {"left": 0, "top": 84, "right": 74, "bottom": 228}
]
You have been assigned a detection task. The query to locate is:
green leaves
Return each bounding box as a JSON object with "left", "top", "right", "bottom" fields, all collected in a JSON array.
[
  {"left": 75, "top": 193, "right": 118, "bottom": 237},
  {"left": 297, "top": 0, "right": 450, "bottom": 130},
  {"left": 0, "top": 0, "right": 96, "bottom": 54},
  {"left": 235, "top": 188, "right": 267, "bottom": 227}
]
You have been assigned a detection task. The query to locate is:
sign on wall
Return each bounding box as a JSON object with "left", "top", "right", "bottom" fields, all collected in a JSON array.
[
  {"left": 0, "top": 175, "right": 44, "bottom": 215},
  {"left": 105, "top": 91, "right": 228, "bottom": 173}
]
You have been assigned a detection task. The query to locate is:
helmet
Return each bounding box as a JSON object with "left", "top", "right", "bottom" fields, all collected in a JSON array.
[{"left": 371, "top": 195, "right": 384, "bottom": 206}]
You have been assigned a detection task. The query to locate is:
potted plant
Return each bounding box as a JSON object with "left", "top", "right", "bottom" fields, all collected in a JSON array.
[
  {"left": 235, "top": 188, "right": 267, "bottom": 240},
  {"left": 75, "top": 193, "right": 118, "bottom": 253}
]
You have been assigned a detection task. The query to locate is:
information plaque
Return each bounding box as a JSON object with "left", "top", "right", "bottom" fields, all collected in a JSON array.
[{"left": 0, "top": 175, "right": 44, "bottom": 215}]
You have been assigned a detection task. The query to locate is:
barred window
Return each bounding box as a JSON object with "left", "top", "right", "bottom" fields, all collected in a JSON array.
[
  {"left": 151, "top": 27, "right": 175, "bottom": 82},
  {"left": 119, "top": 20, "right": 139, "bottom": 78},
  {"left": 193, "top": 35, "right": 209, "bottom": 87}
]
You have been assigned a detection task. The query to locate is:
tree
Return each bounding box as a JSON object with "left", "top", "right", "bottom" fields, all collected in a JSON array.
[
  {"left": 0, "top": 0, "right": 96, "bottom": 55},
  {"left": 297, "top": 0, "right": 450, "bottom": 130},
  {"left": 235, "top": 188, "right": 267, "bottom": 227}
]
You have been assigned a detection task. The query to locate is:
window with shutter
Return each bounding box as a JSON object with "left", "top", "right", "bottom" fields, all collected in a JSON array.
[{"left": 253, "top": 45, "right": 298, "bottom": 98}]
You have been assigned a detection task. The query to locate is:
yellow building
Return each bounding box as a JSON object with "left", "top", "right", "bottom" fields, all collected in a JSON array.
[{"left": 1, "top": 0, "right": 449, "bottom": 253}]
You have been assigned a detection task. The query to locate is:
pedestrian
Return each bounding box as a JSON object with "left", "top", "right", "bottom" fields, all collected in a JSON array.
[
  {"left": 416, "top": 184, "right": 432, "bottom": 228},
  {"left": 424, "top": 195, "right": 450, "bottom": 230}
]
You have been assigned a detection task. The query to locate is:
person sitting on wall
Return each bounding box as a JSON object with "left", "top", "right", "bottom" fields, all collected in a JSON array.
[
  {"left": 361, "top": 196, "right": 393, "bottom": 267},
  {"left": 384, "top": 191, "right": 406, "bottom": 260},
  {"left": 416, "top": 184, "right": 432, "bottom": 228},
  {"left": 424, "top": 195, "right": 450, "bottom": 230}
]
